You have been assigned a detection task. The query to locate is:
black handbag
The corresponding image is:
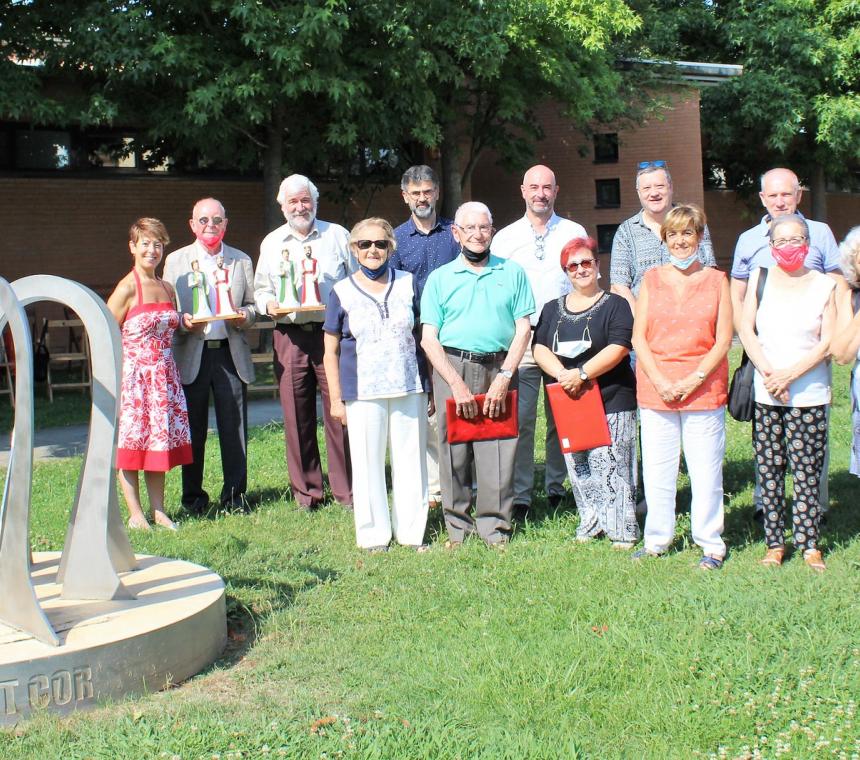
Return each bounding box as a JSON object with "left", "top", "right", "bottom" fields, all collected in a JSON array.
[{"left": 727, "top": 267, "right": 768, "bottom": 422}]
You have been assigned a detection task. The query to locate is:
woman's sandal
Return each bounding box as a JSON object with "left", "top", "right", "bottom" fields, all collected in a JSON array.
[
  {"left": 803, "top": 549, "right": 826, "bottom": 573},
  {"left": 127, "top": 515, "right": 151, "bottom": 531},
  {"left": 761, "top": 547, "right": 784, "bottom": 567},
  {"left": 698, "top": 555, "right": 724, "bottom": 570}
]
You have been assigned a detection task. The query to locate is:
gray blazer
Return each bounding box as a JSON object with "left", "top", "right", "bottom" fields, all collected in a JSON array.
[{"left": 163, "top": 242, "right": 257, "bottom": 385}]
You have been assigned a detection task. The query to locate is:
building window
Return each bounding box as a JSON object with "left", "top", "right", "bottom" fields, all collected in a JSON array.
[
  {"left": 15, "top": 129, "right": 72, "bottom": 169},
  {"left": 595, "top": 178, "right": 621, "bottom": 209},
  {"left": 597, "top": 224, "right": 619, "bottom": 254},
  {"left": 593, "top": 133, "right": 619, "bottom": 163}
]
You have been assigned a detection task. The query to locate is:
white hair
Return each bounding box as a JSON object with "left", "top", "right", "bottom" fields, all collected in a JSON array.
[
  {"left": 276, "top": 174, "right": 320, "bottom": 206},
  {"left": 840, "top": 226, "right": 860, "bottom": 288},
  {"left": 454, "top": 201, "right": 493, "bottom": 226}
]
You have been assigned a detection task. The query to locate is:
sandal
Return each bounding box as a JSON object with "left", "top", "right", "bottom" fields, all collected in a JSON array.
[
  {"left": 153, "top": 514, "right": 178, "bottom": 531},
  {"left": 761, "top": 547, "right": 784, "bottom": 567},
  {"left": 444, "top": 540, "right": 462, "bottom": 550},
  {"left": 698, "top": 555, "right": 724, "bottom": 570},
  {"left": 365, "top": 545, "right": 389, "bottom": 554},
  {"left": 631, "top": 548, "right": 660, "bottom": 560},
  {"left": 409, "top": 544, "right": 431, "bottom": 553},
  {"left": 803, "top": 548, "right": 826, "bottom": 573},
  {"left": 127, "top": 515, "right": 151, "bottom": 531}
]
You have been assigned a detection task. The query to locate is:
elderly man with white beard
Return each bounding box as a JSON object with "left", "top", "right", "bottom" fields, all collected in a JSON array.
[{"left": 254, "top": 174, "right": 353, "bottom": 510}]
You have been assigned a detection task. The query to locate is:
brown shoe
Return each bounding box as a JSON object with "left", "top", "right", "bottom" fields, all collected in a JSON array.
[
  {"left": 761, "top": 547, "right": 784, "bottom": 566},
  {"left": 803, "top": 549, "right": 826, "bottom": 573}
]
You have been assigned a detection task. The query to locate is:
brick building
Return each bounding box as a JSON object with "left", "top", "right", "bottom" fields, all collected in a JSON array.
[{"left": 2, "top": 61, "right": 857, "bottom": 304}]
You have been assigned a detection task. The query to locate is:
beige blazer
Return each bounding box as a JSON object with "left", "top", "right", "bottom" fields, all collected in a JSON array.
[{"left": 163, "top": 242, "right": 257, "bottom": 385}]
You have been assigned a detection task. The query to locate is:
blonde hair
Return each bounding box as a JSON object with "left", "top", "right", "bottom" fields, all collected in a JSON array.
[
  {"left": 128, "top": 217, "right": 169, "bottom": 246},
  {"left": 840, "top": 226, "right": 860, "bottom": 288},
  {"left": 349, "top": 217, "right": 397, "bottom": 252},
  {"left": 660, "top": 204, "right": 706, "bottom": 242}
]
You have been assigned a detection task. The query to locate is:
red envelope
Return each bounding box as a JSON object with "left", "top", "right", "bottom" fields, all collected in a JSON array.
[
  {"left": 446, "top": 391, "right": 519, "bottom": 444},
  {"left": 546, "top": 382, "right": 611, "bottom": 453}
]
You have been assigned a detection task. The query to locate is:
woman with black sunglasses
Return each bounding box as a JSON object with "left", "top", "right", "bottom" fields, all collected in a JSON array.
[
  {"left": 532, "top": 236, "right": 639, "bottom": 548},
  {"left": 323, "top": 218, "right": 431, "bottom": 552}
]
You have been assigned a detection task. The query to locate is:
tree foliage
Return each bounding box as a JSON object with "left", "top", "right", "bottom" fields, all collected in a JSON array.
[{"left": 2, "top": 1, "right": 647, "bottom": 222}]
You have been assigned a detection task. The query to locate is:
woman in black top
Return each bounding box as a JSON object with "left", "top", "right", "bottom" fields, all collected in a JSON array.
[{"left": 533, "top": 237, "right": 639, "bottom": 547}]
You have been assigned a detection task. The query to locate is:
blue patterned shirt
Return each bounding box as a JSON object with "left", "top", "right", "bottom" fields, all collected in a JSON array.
[{"left": 391, "top": 216, "right": 460, "bottom": 295}]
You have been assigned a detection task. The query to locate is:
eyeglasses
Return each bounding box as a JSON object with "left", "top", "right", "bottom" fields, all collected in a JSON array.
[
  {"left": 197, "top": 216, "right": 225, "bottom": 226},
  {"left": 565, "top": 259, "right": 595, "bottom": 272},
  {"left": 771, "top": 236, "right": 807, "bottom": 248},
  {"left": 455, "top": 224, "right": 493, "bottom": 235},
  {"left": 406, "top": 189, "right": 436, "bottom": 199},
  {"left": 637, "top": 160, "right": 667, "bottom": 171},
  {"left": 534, "top": 231, "right": 546, "bottom": 260},
  {"left": 355, "top": 239, "right": 391, "bottom": 250}
]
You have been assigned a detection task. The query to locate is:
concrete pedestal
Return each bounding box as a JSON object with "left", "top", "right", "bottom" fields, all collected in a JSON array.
[{"left": 0, "top": 552, "right": 226, "bottom": 724}]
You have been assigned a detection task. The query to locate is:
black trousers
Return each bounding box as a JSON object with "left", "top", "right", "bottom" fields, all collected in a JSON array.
[{"left": 181, "top": 345, "right": 248, "bottom": 508}]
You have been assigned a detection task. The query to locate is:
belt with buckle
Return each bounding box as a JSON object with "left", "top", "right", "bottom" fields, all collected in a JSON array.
[
  {"left": 281, "top": 321, "right": 321, "bottom": 332},
  {"left": 204, "top": 339, "right": 227, "bottom": 349},
  {"left": 443, "top": 346, "right": 506, "bottom": 363}
]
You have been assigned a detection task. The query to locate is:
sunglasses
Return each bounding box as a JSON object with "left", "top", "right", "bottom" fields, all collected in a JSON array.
[
  {"left": 565, "top": 259, "right": 595, "bottom": 272},
  {"left": 637, "top": 160, "right": 667, "bottom": 170},
  {"left": 356, "top": 239, "right": 391, "bottom": 250},
  {"left": 197, "top": 216, "right": 225, "bottom": 226}
]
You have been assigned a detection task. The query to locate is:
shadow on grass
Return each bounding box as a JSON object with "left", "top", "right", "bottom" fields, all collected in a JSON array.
[{"left": 218, "top": 563, "right": 340, "bottom": 667}]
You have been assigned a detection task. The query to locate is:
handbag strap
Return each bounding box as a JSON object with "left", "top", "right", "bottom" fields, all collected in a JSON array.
[{"left": 752, "top": 266, "right": 768, "bottom": 335}]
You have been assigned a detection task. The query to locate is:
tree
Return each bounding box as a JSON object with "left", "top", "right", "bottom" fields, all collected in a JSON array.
[
  {"left": 645, "top": 0, "right": 860, "bottom": 218},
  {"left": 2, "top": 1, "right": 650, "bottom": 224}
]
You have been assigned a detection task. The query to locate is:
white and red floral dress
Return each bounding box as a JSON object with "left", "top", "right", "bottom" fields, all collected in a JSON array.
[{"left": 116, "top": 271, "right": 192, "bottom": 471}]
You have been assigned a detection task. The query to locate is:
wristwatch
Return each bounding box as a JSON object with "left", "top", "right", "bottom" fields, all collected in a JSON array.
[
  {"left": 499, "top": 368, "right": 513, "bottom": 379},
  {"left": 579, "top": 369, "right": 589, "bottom": 382}
]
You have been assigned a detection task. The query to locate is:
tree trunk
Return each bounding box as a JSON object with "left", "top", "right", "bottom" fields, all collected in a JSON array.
[
  {"left": 440, "top": 118, "right": 463, "bottom": 219},
  {"left": 809, "top": 161, "right": 828, "bottom": 222},
  {"left": 262, "top": 108, "right": 285, "bottom": 234}
]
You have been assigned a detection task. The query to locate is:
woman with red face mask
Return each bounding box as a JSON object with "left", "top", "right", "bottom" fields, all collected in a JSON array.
[{"left": 737, "top": 214, "right": 836, "bottom": 572}]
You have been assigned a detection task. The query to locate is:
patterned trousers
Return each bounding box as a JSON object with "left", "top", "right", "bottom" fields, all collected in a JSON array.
[{"left": 754, "top": 403, "right": 828, "bottom": 551}]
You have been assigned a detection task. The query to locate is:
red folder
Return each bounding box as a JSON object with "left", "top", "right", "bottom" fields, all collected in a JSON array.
[
  {"left": 546, "top": 382, "right": 611, "bottom": 453},
  {"left": 446, "top": 391, "right": 519, "bottom": 444}
]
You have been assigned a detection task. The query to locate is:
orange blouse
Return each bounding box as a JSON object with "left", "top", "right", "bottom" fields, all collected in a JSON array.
[{"left": 635, "top": 266, "right": 729, "bottom": 411}]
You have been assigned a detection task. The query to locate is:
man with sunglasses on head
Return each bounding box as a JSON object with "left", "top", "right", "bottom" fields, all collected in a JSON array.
[
  {"left": 390, "top": 165, "right": 460, "bottom": 509},
  {"left": 730, "top": 167, "right": 842, "bottom": 522},
  {"left": 491, "top": 164, "right": 587, "bottom": 520},
  {"left": 164, "top": 197, "right": 257, "bottom": 513},
  {"left": 254, "top": 174, "right": 353, "bottom": 510},
  {"left": 420, "top": 201, "right": 535, "bottom": 547},
  {"left": 610, "top": 161, "right": 715, "bottom": 311}
]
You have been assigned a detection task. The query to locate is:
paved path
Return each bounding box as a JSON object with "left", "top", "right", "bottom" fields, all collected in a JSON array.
[{"left": 0, "top": 398, "right": 286, "bottom": 466}]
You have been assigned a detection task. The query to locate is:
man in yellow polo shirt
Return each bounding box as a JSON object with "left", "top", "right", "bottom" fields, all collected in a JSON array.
[{"left": 420, "top": 201, "right": 535, "bottom": 547}]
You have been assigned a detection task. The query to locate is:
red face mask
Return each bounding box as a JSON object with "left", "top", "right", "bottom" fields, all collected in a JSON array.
[
  {"left": 196, "top": 229, "right": 225, "bottom": 250},
  {"left": 771, "top": 243, "right": 808, "bottom": 272}
]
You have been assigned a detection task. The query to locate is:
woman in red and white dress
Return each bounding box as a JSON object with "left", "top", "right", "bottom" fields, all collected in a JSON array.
[{"left": 107, "top": 218, "right": 193, "bottom": 530}]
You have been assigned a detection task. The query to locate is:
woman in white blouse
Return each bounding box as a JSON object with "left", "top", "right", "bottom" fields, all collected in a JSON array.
[
  {"left": 323, "top": 218, "right": 431, "bottom": 552},
  {"left": 738, "top": 214, "right": 836, "bottom": 572}
]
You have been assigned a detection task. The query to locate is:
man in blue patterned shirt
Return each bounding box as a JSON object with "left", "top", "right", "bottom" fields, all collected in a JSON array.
[{"left": 392, "top": 165, "right": 460, "bottom": 507}]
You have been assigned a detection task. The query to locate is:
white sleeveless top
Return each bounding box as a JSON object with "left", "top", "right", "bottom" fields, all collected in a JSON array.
[{"left": 753, "top": 269, "right": 834, "bottom": 406}]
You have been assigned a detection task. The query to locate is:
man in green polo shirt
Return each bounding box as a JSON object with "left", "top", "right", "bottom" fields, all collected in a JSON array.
[{"left": 421, "top": 201, "right": 534, "bottom": 546}]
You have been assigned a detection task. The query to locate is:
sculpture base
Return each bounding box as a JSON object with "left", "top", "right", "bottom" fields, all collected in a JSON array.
[
  {"left": 190, "top": 313, "right": 243, "bottom": 324},
  {"left": 271, "top": 305, "right": 326, "bottom": 315},
  {"left": 0, "top": 553, "right": 226, "bottom": 725}
]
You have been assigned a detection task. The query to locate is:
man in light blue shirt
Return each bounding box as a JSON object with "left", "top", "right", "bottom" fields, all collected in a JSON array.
[
  {"left": 729, "top": 167, "right": 842, "bottom": 519},
  {"left": 421, "top": 202, "right": 534, "bottom": 546}
]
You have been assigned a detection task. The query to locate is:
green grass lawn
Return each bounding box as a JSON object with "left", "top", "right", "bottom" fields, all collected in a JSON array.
[{"left": 4, "top": 354, "right": 860, "bottom": 758}]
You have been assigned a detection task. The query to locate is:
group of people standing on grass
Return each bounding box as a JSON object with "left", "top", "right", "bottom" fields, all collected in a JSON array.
[{"left": 106, "top": 160, "right": 860, "bottom": 573}]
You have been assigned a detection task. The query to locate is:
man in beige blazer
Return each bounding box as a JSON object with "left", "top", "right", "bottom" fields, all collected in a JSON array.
[{"left": 163, "top": 197, "right": 256, "bottom": 512}]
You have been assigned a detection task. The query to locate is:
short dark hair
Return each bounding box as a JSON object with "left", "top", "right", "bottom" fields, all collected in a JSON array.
[
  {"left": 400, "top": 165, "right": 438, "bottom": 191},
  {"left": 559, "top": 237, "right": 598, "bottom": 270}
]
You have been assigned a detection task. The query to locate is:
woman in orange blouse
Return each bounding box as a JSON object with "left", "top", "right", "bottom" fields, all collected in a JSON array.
[{"left": 632, "top": 204, "right": 733, "bottom": 569}]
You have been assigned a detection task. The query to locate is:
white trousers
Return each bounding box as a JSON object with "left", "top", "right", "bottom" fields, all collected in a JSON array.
[
  {"left": 640, "top": 407, "right": 726, "bottom": 557},
  {"left": 345, "top": 393, "right": 429, "bottom": 548}
]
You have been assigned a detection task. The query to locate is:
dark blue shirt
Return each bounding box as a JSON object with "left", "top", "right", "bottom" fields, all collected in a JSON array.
[{"left": 391, "top": 216, "right": 460, "bottom": 295}]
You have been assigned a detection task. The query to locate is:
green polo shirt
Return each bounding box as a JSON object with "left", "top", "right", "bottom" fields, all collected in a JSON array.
[{"left": 420, "top": 254, "right": 535, "bottom": 353}]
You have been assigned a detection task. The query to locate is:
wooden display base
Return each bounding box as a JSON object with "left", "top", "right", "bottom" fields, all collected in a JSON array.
[
  {"left": 270, "top": 305, "right": 326, "bottom": 316},
  {"left": 0, "top": 553, "right": 226, "bottom": 724},
  {"left": 190, "top": 313, "right": 244, "bottom": 324}
]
